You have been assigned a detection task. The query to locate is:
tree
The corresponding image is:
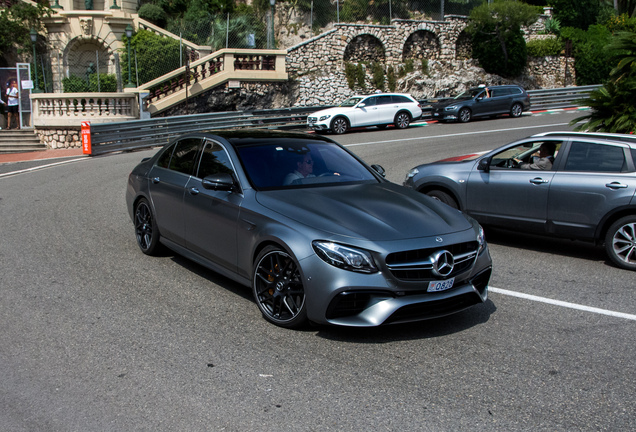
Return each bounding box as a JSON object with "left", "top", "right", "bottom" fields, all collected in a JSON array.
[
  {"left": 548, "top": 0, "right": 600, "bottom": 30},
  {"left": 0, "top": 2, "right": 50, "bottom": 66},
  {"left": 467, "top": 1, "right": 540, "bottom": 78},
  {"left": 571, "top": 31, "right": 636, "bottom": 133}
]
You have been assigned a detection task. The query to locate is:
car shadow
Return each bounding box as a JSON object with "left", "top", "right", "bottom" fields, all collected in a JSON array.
[
  {"left": 313, "top": 300, "right": 496, "bottom": 342},
  {"left": 166, "top": 251, "right": 497, "bottom": 340},
  {"left": 483, "top": 227, "right": 608, "bottom": 263}
]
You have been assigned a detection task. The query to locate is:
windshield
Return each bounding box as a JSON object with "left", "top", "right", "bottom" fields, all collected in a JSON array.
[
  {"left": 339, "top": 97, "right": 363, "bottom": 107},
  {"left": 454, "top": 88, "right": 484, "bottom": 100},
  {"left": 237, "top": 140, "right": 379, "bottom": 190}
]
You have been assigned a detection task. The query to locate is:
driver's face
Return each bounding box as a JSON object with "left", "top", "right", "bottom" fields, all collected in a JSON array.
[{"left": 298, "top": 155, "right": 313, "bottom": 176}]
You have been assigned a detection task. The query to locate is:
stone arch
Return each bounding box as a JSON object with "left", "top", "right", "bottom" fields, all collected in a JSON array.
[
  {"left": 343, "top": 34, "right": 386, "bottom": 64},
  {"left": 455, "top": 30, "right": 472, "bottom": 60},
  {"left": 64, "top": 37, "right": 113, "bottom": 83},
  {"left": 402, "top": 30, "right": 441, "bottom": 62}
]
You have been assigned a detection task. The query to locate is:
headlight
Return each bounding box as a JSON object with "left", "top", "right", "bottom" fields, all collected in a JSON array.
[
  {"left": 312, "top": 241, "right": 378, "bottom": 273},
  {"left": 405, "top": 167, "right": 419, "bottom": 182},
  {"left": 319, "top": 114, "right": 331, "bottom": 121},
  {"left": 464, "top": 215, "right": 486, "bottom": 254},
  {"left": 444, "top": 105, "right": 459, "bottom": 111}
]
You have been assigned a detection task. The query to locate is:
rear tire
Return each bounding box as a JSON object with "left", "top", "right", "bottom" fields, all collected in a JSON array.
[
  {"left": 510, "top": 103, "right": 523, "bottom": 118},
  {"left": 394, "top": 112, "right": 411, "bottom": 129},
  {"left": 134, "top": 198, "right": 163, "bottom": 255},
  {"left": 605, "top": 216, "right": 636, "bottom": 270},
  {"left": 426, "top": 190, "right": 459, "bottom": 210}
]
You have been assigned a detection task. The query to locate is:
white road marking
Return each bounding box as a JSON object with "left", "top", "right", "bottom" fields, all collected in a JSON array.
[
  {"left": 0, "top": 158, "right": 88, "bottom": 179},
  {"left": 345, "top": 122, "right": 575, "bottom": 147},
  {"left": 490, "top": 286, "right": 636, "bottom": 321}
]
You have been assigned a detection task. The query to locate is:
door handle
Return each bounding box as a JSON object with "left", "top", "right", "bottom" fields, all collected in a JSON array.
[
  {"left": 152, "top": 177, "right": 160, "bottom": 184},
  {"left": 605, "top": 182, "right": 628, "bottom": 189},
  {"left": 529, "top": 178, "right": 549, "bottom": 185},
  {"left": 189, "top": 187, "right": 200, "bottom": 195}
]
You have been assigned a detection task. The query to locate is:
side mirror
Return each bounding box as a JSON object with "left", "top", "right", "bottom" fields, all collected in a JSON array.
[
  {"left": 477, "top": 157, "right": 491, "bottom": 173},
  {"left": 202, "top": 173, "right": 235, "bottom": 191},
  {"left": 357, "top": 103, "right": 366, "bottom": 109},
  {"left": 371, "top": 164, "right": 386, "bottom": 177}
]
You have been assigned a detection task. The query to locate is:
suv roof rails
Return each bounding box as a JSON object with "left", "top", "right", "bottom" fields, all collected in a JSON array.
[{"left": 532, "top": 131, "right": 636, "bottom": 144}]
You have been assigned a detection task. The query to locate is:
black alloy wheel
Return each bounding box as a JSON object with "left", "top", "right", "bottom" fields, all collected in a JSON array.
[
  {"left": 134, "top": 198, "right": 162, "bottom": 255},
  {"left": 253, "top": 246, "right": 308, "bottom": 328}
]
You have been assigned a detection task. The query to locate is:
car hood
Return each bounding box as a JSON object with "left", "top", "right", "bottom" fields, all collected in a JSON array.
[
  {"left": 433, "top": 98, "right": 470, "bottom": 108},
  {"left": 256, "top": 183, "right": 472, "bottom": 241},
  {"left": 309, "top": 107, "right": 351, "bottom": 117}
]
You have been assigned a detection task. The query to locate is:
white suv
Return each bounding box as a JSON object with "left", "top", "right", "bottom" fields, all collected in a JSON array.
[{"left": 307, "top": 93, "right": 422, "bottom": 134}]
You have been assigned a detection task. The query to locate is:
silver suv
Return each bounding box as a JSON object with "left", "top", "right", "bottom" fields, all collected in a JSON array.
[{"left": 404, "top": 132, "right": 636, "bottom": 270}]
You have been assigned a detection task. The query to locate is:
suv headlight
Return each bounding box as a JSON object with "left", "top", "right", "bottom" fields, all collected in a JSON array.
[
  {"left": 312, "top": 241, "right": 378, "bottom": 273},
  {"left": 444, "top": 105, "right": 459, "bottom": 111},
  {"left": 405, "top": 167, "right": 419, "bottom": 183},
  {"left": 319, "top": 114, "right": 331, "bottom": 121}
]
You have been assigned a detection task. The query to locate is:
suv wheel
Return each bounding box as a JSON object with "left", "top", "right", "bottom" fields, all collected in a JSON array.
[
  {"left": 510, "top": 103, "right": 523, "bottom": 118},
  {"left": 394, "top": 112, "right": 411, "bottom": 129},
  {"left": 458, "top": 108, "right": 472, "bottom": 123},
  {"left": 331, "top": 117, "right": 349, "bottom": 134},
  {"left": 605, "top": 215, "right": 636, "bottom": 270},
  {"left": 426, "top": 190, "right": 459, "bottom": 209}
]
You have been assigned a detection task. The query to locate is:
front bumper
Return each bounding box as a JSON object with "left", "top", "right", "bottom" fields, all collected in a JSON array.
[
  {"left": 307, "top": 121, "right": 330, "bottom": 131},
  {"left": 301, "top": 242, "right": 492, "bottom": 327}
]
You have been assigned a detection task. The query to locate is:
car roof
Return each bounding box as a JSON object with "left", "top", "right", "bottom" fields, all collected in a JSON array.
[
  {"left": 181, "top": 129, "right": 336, "bottom": 148},
  {"left": 532, "top": 131, "right": 636, "bottom": 147}
]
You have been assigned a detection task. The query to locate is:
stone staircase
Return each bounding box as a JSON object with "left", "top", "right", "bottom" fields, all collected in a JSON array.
[{"left": 0, "top": 129, "right": 46, "bottom": 153}]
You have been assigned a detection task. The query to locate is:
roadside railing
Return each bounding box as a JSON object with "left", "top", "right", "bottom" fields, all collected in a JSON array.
[{"left": 74, "top": 85, "right": 600, "bottom": 156}]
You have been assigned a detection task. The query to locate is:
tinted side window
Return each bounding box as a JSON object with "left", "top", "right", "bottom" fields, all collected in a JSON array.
[
  {"left": 169, "top": 138, "right": 202, "bottom": 175},
  {"left": 563, "top": 141, "right": 626, "bottom": 173},
  {"left": 377, "top": 95, "right": 393, "bottom": 105},
  {"left": 362, "top": 97, "right": 377, "bottom": 106},
  {"left": 510, "top": 87, "right": 522, "bottom": 95},
  {"left": 392, "top": 95, "right": 412, "bottom": 103},
  {"left": 196, "top": 141, "right": 234, "bottom": 179},
  {"left": 157, "top": 143, "right": 175, "bottom": 168},
  {"left": 490, "top": 89, "right": 504, "bottom": 97}
]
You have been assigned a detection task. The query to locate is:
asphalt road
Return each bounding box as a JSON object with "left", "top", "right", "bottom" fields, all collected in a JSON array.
[{"left": 1, "top": 111, "right": 634, "bottom": 431}]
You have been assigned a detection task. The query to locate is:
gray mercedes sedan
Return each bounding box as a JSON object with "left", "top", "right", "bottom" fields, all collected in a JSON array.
[{"left": 126, "top": 130, "right": 492, "bottom": 328}]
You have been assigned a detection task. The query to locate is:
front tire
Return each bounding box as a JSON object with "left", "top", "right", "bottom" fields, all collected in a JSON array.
[
  {"left": 331, "top": 117, "right": 349, "bottom": 135},
  {"left": 394, "top": 112, "right": 411, "bottom": 129},
  {"left": 426, "top": 190, "right": 459, "bottom": 210},
  {"left": 253, "top": 246, "right": 308, "bottom": 328},
  {"left": 605, "top": 216, "right": 636, "bottom": 270},
  {"left": 510, "top": 103, "right": 523, "bottom": 118},
  {"left": 458, "top": 108, "right": 472, "bottom": 123},
  {"left": 134, "top": 198, "right": 163, "bottom": 255}
]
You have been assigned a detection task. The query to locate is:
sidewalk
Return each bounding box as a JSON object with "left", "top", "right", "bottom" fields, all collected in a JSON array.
[{"left": 0, "top": 147, "right": 85, "bottom": 164}]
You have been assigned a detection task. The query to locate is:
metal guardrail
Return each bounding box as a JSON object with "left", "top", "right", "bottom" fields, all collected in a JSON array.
[{"left": 86, "top": 85, "right": 600, "bottom": 156}]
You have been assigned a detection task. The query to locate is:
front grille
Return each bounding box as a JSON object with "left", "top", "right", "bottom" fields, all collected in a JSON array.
[{"left": 385, "top": 241, "right": 479, "bottom": 281}]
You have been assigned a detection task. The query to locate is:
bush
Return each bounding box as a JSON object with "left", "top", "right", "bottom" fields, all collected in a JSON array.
[
  {"left": 89, "top": 74, "right": 117, "bottom": 92},
  {"left": 561, "top": 25, "right": 613, "bottom": 85},
  {"left": 63, "top": 75, "right": 89, "bottom": 92},
  {"left": 371, "top": 62, "right": 385, "bottom": 91},
  {"left": 472, "top": 27, "right": 528, "bottom": 77},
  {"left": 387, "top": 66, "right": 396, "bottom": 92},
  {"left": 526, "top": 37, "right": 563, "bottom": 57},
  {"left": 138, "top": 4, "right": 168, "bottom": 28}
]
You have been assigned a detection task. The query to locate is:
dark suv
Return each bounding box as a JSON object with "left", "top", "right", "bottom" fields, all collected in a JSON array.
[
  {"left": 404, "top": 131, "right": 636, "bottom": 270},
  {"left": 431, "top": 85, "right": 530, "bottom": 123}
]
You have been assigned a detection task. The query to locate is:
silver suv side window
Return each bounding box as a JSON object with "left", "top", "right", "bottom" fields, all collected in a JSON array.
[{"left": 563, "top": 141, "right": 627, "bottom": 173}]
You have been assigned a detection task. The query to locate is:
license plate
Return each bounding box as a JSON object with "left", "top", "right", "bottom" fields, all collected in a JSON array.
[{"left": 427, "top": 277, "right": 454, "bottom": 293}]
